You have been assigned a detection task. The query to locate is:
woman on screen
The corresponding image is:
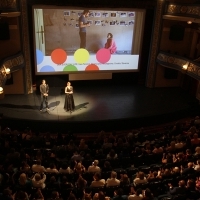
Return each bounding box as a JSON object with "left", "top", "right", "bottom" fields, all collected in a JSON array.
[
  {"left": 105, "top": 33, "right": 117, "bottom": 54},
  {"left": 64, "top": 82, "right": 75, "bottom": 113}
]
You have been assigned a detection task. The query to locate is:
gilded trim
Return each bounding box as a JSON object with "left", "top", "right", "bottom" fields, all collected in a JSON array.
[
  {"left": 20, "top": 0, "right": 33, "bottom": 94},
  {"left": 166, "top": 4, "right": 200, "bottom": 17},
  {"left": 157, "top": 51, "right": 200, "bottom": 81},
  {"left": 0, "top": 0, "right": 17, "bottom": 10},
  {"left": 146, "top": 0, "right": 165, "bottom": 88}
]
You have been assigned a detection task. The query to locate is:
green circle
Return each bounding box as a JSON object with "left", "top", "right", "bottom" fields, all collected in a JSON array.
[
  {"left": 74, "top": 49, "right": 90, "bottom": 64},
  {"left": 63, "top": 64, "right": 78, "bottom": 71}
]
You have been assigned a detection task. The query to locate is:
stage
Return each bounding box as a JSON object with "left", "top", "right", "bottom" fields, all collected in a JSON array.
[{"left": 0, "top": 82, "right": 199, "bottom": 132}]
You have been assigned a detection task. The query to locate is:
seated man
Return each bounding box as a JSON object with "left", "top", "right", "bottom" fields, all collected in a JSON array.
[
  {"left": 88, "top": 160, "right": 101, "bottom": 173},
  {"left": 106, "top": 171, "right": 120, "bottom": 187},
  {"left": 158, "top": 180, "right": 187, "bottom": 200},
  {"left": 32, "top": 160, "right": 46, "bottom": 173},
  {"left": 90, "top": 172, "right": 105, "bottom": 187}
]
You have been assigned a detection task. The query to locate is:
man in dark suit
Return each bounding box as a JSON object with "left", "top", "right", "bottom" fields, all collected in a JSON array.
[
  {"left": 168, "top": 180, "right": 187, "bottom": 197},
  {"left": 158, "top": 180, "right": 187, "bottom": 200},
  {"left": 40, "top": 80, "right": 49, "bottom": 111},
  {"left": 181, "top": 162, "right": 195, "bottom": 175}
]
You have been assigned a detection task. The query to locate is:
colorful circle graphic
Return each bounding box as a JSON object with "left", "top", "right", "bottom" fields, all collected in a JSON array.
[
  {"left": 36, "top": 49, "right": 44, "bottom": 65},
  {"left": 40, "top": 65, "right": 55, "bottom": 72},
  {"left": 63, "top": 64, "right": 78, "bottom": 71},
  {"left": 96, "top": 48, "right": 111, "bottom": 64},
  {"left": 74, "top": 49, "right": 90, "bottom": 64},
  {"left": 51, "top": 49, "right": 67, "bottom": 64},
  {"left": 85, "top": 64, "right": 99, "bottom": 71}
]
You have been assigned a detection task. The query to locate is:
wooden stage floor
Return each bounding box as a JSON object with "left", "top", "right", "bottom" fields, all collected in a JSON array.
[{"left": 0, "top": 82, "right": 199, "bottom": 132}]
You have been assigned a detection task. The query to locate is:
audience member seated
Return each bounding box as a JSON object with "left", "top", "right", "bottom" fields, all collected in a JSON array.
[
  {"left": 175, "top": 139, "right": 185, "bottom": 149},
  {"left": 67, "top": 140, "right": 78, "bottom": 154},
  {"left": 0, "top": 188, "right": 13, "bottom": 200},
  {"left": 60, "top": 176, "right": 73, "bottom": 189},
  {"left": 49, "top": 190, "right": 63, "bottom": 200},
  {"left": 90, "top": 172, "right": 105, "bottom": 187},
  {"left": 152, "top": 144, "right": 163, "bottom": 154},
  {"left": 93, "top": 191, "right": 107, "bottom": 200},
  {"left": 185, "top": 148, "right": 193, "bottom": 160},
  {"left": 171, "top": 167, "right": 181, "bottom": 177},
  {"left": 76, "top": 175, "right": 87, "bottom": 199},
  {"left": 79, "top": 139, "right": 89, "bottom": 151},
  {"left": 166, "top": 141, "right": 176, "bottom": 153},
  {"left": 186, "top": 179, "right": 200, "bottom": 199},
  {"left": 128, "top": 187, "right": 143, "bottom": 200},
  {"left": 157, "top": 168, "right": 172, "bottom": 180},
  {"left": 32, "top": 173, "right": 46, "bottom": 189},
  {"left": 146, "top": 171, "right": 160, "bottom": 182},
  {"left": 173, "top": 152, "right": 185, "bottom": 164},
  {"left": 102, "top": 138, "right": 113, "bottom": 150},
  {"left": 15, "top": 173, "right": 32, "bottom": 192},
  {"left": 20, "top": 161, "right": 31, "bottom": 173},
  {"left": 107, "top": 149, "right": 118, "bottom": 159},
  {"left": 94, "top": 149, "right": 105, "bottom": 160},
  {"left": 195, "top": 146, "right": 200, "bottom": 156},
  {"left": 31, "top": 188, "right": 44, "bottom": 200},
  {"left": 35, "top": 150, "right": 43, "bottom": 161},
  {"left": 191, "top": 133, "right": 200, "bottom": 146},
  {"left": 88, "top": 160, "right": 101, "bottom": 173},
  {"left": 142, "top": 188, "right": 154, "bottom": 200},
  {"left": 13, "top": 190, "right": 29, "bottom": 200},
  {"left": 106, "top": 171, "right": 120, "bottom": 187},
  {"left": 74, "top": 161, "right": 85, "bottom": 174},
  {"left": 167, "top": 180, "right": 187, "bottom": 198},
  {"left": 102, "top": 161, "right": 112, "bottom": 172},
  {"left": 32, "top": 160, "right": 46, "bottom": 173},
  {"left": 71, "top": 151, "right": 84, "bottom": 162},
  {"left": 161, "top": 153, "right": 173, "bottom": 164},
  {"left": 194, "top": 159, "right": 200, "bottom": 171},
  {"left": 181, "top": 162, "right": 195, "bottom": 175},
  {"left": 46, "top": 176, "right": 60, "bottom": 191},
  {"left": 112, "top": 188, "right": 128, "bottom": 200},
  {"left": 59, "top": 162, "right": 74, "bottom": 174},
  {"left": 133, "top": 172, "right": 147, "bottom": 185},
  {"left": 46, "top": 163, "right": 59, "bottom": 173},
  {"left": 120, "top": 174, "right": 130, "bottom": 186}
]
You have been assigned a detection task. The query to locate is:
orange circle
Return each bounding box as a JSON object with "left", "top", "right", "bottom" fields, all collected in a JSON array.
[
  {"left": 51, "top": 49, "right": 67, "bottom": 64},
  {"left": 85, "top": 64, "right": 99, "bottom": 71}
]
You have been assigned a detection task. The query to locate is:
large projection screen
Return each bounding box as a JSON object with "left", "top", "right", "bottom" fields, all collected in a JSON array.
[{"left": 33, "top": 6, "right": 145, "bottom": 75}]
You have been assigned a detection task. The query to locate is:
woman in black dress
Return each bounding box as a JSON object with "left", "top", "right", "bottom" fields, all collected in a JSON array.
[{"left": 64, "top": 82, "right": 75, "bottom": 112}]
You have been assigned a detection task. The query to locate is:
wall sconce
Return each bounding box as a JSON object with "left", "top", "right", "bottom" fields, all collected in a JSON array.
[
  {"left": 5, "top": 68, "right": 10, "bottom": 74},
  {"left": 0, "top": 87, "right": 3, "bottom": 94},
  {"left": 182, "top": 62, "right": 189, "bottom": 72},
  {"left": 187, "top": 21, "right": 192, "bottom": 24}
]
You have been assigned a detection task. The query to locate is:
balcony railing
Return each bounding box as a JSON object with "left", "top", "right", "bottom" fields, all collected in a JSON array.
[{"left": 157, "top": 51, "right": 200, "bottom": 80}]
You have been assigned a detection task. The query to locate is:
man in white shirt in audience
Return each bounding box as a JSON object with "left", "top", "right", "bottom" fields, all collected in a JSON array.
[
  {"left": 106, "top": 171, "right": 120, "bottom": 187},
  {"left": 90, "top": 172, "right": 105, "bottom": 187},
  {"left": 32, "top": 160, "right": 46, "bottom": 173},
  {"left": 88, "top": 160, "right": 101, "bottom": 173}
]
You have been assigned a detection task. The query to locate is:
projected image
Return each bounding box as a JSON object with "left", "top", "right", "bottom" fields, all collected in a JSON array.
[{"left": 33, "top": 7, "right": 144, "bottom": 74}]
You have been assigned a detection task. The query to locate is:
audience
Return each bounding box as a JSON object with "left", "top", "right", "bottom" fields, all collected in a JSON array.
[
  {"left": 88, "top": 160, "right": 101, "bottom": 173},
  {"left": 106, "top": 171, "right": 120, "bottom": 187},
  {"left": 0, "top": 115, "right": 200, "bottom": 200},
  {"left": 91, "top": 172, "right": 105, "bottom": 187},
  {"left": 133, "top": 172, "right": 147, "bottom": 185},
  {"left": 32, "top": 160, "right": 46, "bottom": 173},
  {"left": 32, "top": 173, "right": 46, "bottom": 189}
]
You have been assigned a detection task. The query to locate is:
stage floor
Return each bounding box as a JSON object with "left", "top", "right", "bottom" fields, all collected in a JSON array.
[{"left": 0, "top": 84, "right": 199, "bottom": 132}]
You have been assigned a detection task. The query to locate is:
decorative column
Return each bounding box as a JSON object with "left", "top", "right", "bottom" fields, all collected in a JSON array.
[
  {"left": 146, "top": 0, "right": 165, "bottom": 88},
  {"left": 20, "top": 0, "right": 33, "bottom": 94}
]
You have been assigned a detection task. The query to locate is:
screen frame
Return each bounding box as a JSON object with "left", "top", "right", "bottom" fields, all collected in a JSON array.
[{"left": 32, "top": 5, "right": 146, "bottom": 75}]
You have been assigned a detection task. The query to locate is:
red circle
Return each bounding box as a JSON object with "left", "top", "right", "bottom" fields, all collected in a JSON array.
[
  {"left": 85, "top": 64, "right": 99, "bottom": 71},
  {"left": 51, "top": 49, "right": 67, "bottom": 64}
]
